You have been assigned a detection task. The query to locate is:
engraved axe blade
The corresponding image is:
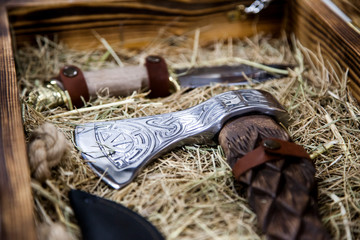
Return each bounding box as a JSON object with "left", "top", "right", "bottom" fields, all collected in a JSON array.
[{"left": 74, "top": 89, "right": 288, "bottom": 189}]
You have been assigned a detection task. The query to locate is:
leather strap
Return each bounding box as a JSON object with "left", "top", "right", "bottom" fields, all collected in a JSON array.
[
  {"left": 232, "top": 138, "right": 311, "bottom": 180},
  {"left": 58, "top": 65, "right": 89, "bottom": 107},
  {"left": 145, "top": 56, "right": 170, "bottom": 98}
]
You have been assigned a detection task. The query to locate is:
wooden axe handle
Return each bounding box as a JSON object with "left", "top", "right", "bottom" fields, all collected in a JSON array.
[{"left": 218, "top": 115, "right": 331, "bottom": 239}]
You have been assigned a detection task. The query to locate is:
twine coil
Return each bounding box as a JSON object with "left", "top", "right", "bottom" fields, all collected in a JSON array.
[
  {"left": 28, "top": 123, "right": 70, "bottom": 182},
  {"left": 38, "top": 222, "right": 73, "bottom": 240}
]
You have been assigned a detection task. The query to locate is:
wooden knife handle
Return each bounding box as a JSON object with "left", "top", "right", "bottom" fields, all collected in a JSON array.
[
  {"left": 58, "top": 56, "right": 170, "bottom": 108},
  {"left": 84, "top": 65, "right": 149, "bottom": 97},
  {"left": 218, "top": 115, "right": 331, "bottom": 240}
]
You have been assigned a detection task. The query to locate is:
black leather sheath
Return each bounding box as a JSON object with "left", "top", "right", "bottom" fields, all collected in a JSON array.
[{"left": 69, "top": 189, "right": 164, "bottom": 240}]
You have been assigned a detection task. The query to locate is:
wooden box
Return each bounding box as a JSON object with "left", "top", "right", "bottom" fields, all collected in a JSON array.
[{"left": 0, "top": 0, "right": 359, "bottom": 239}]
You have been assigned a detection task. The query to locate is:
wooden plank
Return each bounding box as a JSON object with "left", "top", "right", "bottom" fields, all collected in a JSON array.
[
  {"left": 332, "top": 0, "right": 360, "bottom": 28},
  {"left": 0, "top": 0, "right": 285, "bottom": 239},
  {"left": 289, "top": 0, "right": 360, "bottom": 102},
  {"left": 7, "top": 0, "right": 286, "bottom": 50},
  {"left": 0, "top": 4, "right": 37, "bottom": 240}
]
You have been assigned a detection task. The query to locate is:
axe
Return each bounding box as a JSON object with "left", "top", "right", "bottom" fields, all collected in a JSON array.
[{"left": 74, "top": 89, "right": 331, "bottom": 239}]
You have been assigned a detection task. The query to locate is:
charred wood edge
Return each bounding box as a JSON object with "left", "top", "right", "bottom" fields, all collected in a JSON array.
[
  {"left": 0, "top": 0, "right": 359, "bottom": 239},
  {"left": 7, "top": 0, "right": 280, "bottom": 30},
  {"left": 6, "top": 0, "right": 286, "bottom": 49},
  {"left": 0, "top": 4, "right": 37, "bottom": 240},
  {"left": 0, "top": 0, "right": 285, "bottom": 239},
  {"left": 289, "top": 0, "right": 360, "bottom": 102},
  {"left": 332, "top": 0, "right": 360, "bottom": 28},
  {"left": 0, "top": 0, "right": 284, "bottom": 239}
]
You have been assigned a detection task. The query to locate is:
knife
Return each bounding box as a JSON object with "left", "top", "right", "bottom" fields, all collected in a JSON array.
[{"left": 27, "top": 56, "right": 290, "bottom": 111}]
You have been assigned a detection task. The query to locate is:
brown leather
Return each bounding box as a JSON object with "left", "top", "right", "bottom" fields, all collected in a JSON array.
[
  {"left": 232, "top": 138, "right": 311, "bottom": 180},
  {"left": 219, "top": 116, "right": 331, "bottom": 239},
  {"left": 58, "top": 65, "right": 89, "bottom": 107},
  {"left": 145, "top": 56, "right": 170, "bottom": 98}
]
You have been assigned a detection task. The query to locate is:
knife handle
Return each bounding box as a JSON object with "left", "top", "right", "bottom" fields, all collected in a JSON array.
[
  {"left": 218, "top": 115, "right": 331, "bottom": 240},
  {"left": 84, "top": 65, "right": 149, "bottom": 97},
  {"left": 57, "top": 56, "right": 170, "bottom": 107}
]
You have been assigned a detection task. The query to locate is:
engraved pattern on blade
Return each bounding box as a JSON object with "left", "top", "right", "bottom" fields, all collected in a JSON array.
[
  {"left": 74, "top": 89, "right": 288, "bottom": 189},
  {"left": 80, "top": 97, "right": 224, "bottom": 169},
  {"left": 94, "top": 122, "right": 155, "bottom": 169}
]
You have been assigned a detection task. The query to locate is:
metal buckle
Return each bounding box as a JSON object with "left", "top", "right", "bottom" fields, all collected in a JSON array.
[{"left": 244, "top": 0, "right": 272, "bottom": 14}]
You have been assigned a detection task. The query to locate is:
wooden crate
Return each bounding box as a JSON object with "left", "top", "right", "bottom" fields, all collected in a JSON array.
[{"left": 0, "top": 0, "right": 359, "bottom": 239}]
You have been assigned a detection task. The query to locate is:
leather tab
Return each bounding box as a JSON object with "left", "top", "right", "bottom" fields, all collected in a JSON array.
[
  {"left": 233, "top": 138, "right": 311, "bottom": 180},
  {"left": 145, "top": 56, "right": 170, "bottom": 98},
  {"left": 58, "top": 65, "right": 89, "bottom": 107}
]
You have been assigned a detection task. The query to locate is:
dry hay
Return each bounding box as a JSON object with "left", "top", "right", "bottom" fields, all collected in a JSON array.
[{"left": 16, "top": 31, "right": 360, "bottom": 240}]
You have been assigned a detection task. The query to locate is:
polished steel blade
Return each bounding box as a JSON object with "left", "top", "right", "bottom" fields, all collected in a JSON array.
[
  {"left": 176, "top": 64, "right": 290, "bottom": 88},
  {"left": 74, "top": 89, "right": 289, "bottom": 189}
]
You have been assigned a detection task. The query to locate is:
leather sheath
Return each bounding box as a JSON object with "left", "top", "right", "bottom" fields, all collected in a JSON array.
[{"left": 69, "top": 189, "right": 164, "bottom": 240}]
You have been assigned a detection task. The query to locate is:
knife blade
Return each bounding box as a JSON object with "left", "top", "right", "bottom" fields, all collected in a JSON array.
[{"left": 175, "top": 64, "right": 290, "bottom": 88}]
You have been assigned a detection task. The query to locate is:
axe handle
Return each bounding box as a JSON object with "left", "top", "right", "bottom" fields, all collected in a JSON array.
[{"left": 218, "top": 115, "right": 331, "bottom": 239}]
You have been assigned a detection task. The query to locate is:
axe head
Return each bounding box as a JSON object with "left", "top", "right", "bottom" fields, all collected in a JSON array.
[{"left": 74, "top": 89, "right": 288, "bottom": 189}]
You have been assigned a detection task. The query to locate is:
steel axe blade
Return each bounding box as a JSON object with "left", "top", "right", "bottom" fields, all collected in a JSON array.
[{"left": 74, "top": 89, "right": 288, "bottom": 189}]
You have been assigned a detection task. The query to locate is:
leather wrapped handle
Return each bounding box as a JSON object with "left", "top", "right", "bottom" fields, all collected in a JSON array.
[
  {"left": 84, "top": 65, "right": 148, "bottom": 97},
  {"left": 85, "top": 56, "right": 170, "bottom": 98},
  {"left": 58, "top": 56, "right": 170, "bottom": 107},
  {"left": 218, "top": 115, "right": 331, "bottom": 240}
]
